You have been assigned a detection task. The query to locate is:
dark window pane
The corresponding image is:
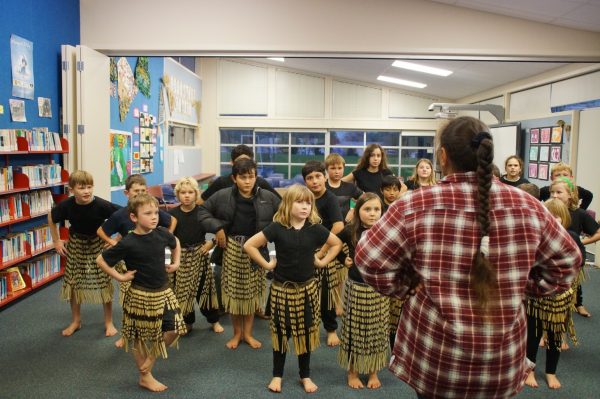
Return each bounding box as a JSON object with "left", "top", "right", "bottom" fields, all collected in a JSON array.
[
  {"left": 385, "top": 148, "right": 399, "bottom": 166},
  {"left": 401, "top": 149, "right": 434, "bottom": 165},
  {"left": 330, "top": 147, "right": 363, "bottom": 165},
  {"left": 399, "top": 167, "right": 413, "bottom": 181},
  {"left": 366, "top": 131, "right": 399, "bottom": 147},
  {"left": 258, "top": 164, "right": 289, "bottom": 179},
  {"left": 220, "top": 146, "right": 233, "bottom": 163},
  {"left": 255, "top": 146, "right": 289, "bottom": 163},
  {"left": 290, "top": 165, "right": 306, "bottom": 181},
  {"left": 220, "top": 164, "right": 232, "bottom": 176},
  {"left": 291, "top": 132, "right": 325, "bottom": 145},
  {"left": 255, "top": 132, "right": 289, "bottom": 145},
  {"left": 220, "top": 129, "right": 254, "bottom": 144},
  {"left": 330, "top": 130, "right": 364, "bottom": 146},
  {"left": 401, "top": 135, "right": 434, "bottom": 147},
  {"left": 291, "top": 147, "right": 325, "bottom": 164}
]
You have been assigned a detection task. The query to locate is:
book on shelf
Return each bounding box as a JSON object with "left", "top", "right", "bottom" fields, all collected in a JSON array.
[
  {"left": 22, "top": 190, "right": 54, "bottom": 215},
  {"left": 20, "top": 252, "right": 61, "bottom": 286},
  {"left": 1, "top": 232, "right": 27, "bottom": 264},
  {"left": 0, "top": 166, "right": 14, "bottom": 191},
  {"left": 0, "top": 266, "right": 27, "bottom": 292},
  {"left": 0, "top": 194, "right": 24, "bottom": 222},
  {"left": 13, "top": 163, "right": 62, "bottom": 187},
  {"left": 0, "top": 275, "right": 7, "bottom": 300},
  {"left": 26, "top": 224, "right": 52, "bottom": 253}
]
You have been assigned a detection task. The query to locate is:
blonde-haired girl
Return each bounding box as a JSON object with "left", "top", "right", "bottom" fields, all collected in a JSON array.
[
  {"left": 406, "top": 158, "right": 437, "bottom": 190},
  {"left": 244, "top": 184, "right": 342, "bottom": 394}
]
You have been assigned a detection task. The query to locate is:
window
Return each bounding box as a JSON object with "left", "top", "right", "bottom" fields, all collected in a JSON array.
[
  {"left": 219, "top": 128, "right": 435, "bottom": 186},
  {"left": 168, "top": 123, "right": 196, "bottom": 146}
]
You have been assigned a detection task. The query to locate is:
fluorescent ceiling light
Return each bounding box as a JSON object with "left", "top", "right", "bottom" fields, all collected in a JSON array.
[
  {"left": 377, "top": 75, "right": 427, "bottom": 89},
  {"left": 267, "top": 57, "right": 285, "bottom": 62},
  {"left": 392, "top": 60, "right": 453, "bottom": 77}
]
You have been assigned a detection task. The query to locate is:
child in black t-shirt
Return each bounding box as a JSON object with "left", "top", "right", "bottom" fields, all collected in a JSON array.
[
  {"left": 341, "top": 144, "right": 393, "bottom": 195},
  {"left": 48, "top": 170, "right": 121, "bottom": 337},
  {"left": 97, "top": 194, "right": 184, "bottom": 393},
  {"left": 169, "top": 177, "right": 223, "bottom": 334},
  {"left": 325, "top": 153, "right": 363, "bottom": 223},
  {"left": 244, "top": 184, "right": 342, "bottom": 394},
  {"left": 380, "top": 175, "right": 404, "bottom": 213}
]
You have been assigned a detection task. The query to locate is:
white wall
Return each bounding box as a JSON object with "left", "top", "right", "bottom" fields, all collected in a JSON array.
[{"left": 80, "top": 0, "right": 600, "bottom": 60}]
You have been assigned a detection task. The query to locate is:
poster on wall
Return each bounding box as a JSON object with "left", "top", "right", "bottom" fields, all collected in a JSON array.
[
  {"left": 110, "top": 130, "right": 132, "bottom": 190},
  {"left": 551, "top": 127, "right": 563, "bottom": 143},
  {"left": 528, "top": 163, "right": 538, "bottom": 179},
  {"left": 538, "top": 163, "right": 549, "bottom": 180},
  {"left": 529, "top": 128, "right": 539, "bottom": 144},
  {"left": 539, "top": 146, "right": 550, "bottom": 162},
  {"left": 10, "top": 35, "right": 35, "bottom": 100},
  {"left": 9, "top": 99, "right": 26, "bottom": 122},
  {"left": 550, "top": 146, "right": 562, "bottom": 163},
  {"left": 540, "top": 127, "right": 551, "bottom": 144},
  {"left": 529, "top": 146, "right": 539, "bottom": 161},
  {"left": 138, "top": 111, "right": 156, "bottom": 173}
]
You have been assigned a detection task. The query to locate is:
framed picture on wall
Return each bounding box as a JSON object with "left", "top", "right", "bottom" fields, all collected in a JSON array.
[
  {"left": 529, "top": 145, "right": 539, "bottom": 161},
  {"left": 550, "top": 146, "right": 562, "bottom": 163},
  {"left": 530, "top": 128, "right": 539, "bottom": 144},
  {"left": 540, "top": 127, "right": 551, "bottom": 144},
  {"left": 538, "top": 163, "right": 549, "bottom": 180},
  {"left": 539, "top": 146, "right": 550, "bottom": 162},
  {"left": 528, "top": 163, "right": 538, "bottom": 179},
  {"left": 551, "top": 127, "right": 563, "bottom": 143}
]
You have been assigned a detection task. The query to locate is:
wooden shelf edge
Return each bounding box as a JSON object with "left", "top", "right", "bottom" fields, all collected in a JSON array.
[{"left": 0, "top": 270, "right": 63, "bottom": 309}]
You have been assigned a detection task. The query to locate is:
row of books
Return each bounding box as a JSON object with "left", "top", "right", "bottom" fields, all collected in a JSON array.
[
  {"left": 20, "top": 252, "right": 61, "bottom": 286},
  {"left": 0, "top": 274, "right": 7, "bottom": 300},
  {"left": 26, "top": 224, "right": 53, "bottom": 253},
  {"left": 0, "top": 191, "right": 54, "bottom": 223},
  {"left": 0, "top": 128, "right": 64, "bottom": 152},
  {"left": 1, "top": 232, "right": 27, "bottom": 264},
  {"left": 14, "top": 163, "right": 63, "bottom": 188},
  {"left": 0, "top": 166, "right": 14, "bottom": 191}
]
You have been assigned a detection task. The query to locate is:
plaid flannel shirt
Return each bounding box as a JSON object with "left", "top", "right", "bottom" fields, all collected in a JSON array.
[{"left": 355, "top": 172, "right": 581, "bottom": 399}]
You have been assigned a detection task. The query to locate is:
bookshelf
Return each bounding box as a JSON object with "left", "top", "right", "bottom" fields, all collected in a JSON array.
[{"left": 0, "top": 129, "right": 69, "bottom": 309}]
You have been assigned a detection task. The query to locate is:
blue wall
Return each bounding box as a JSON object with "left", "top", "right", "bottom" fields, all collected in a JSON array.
[
  {"left": 0, "top": 0, "right": 80, "bottom": 130},
  {"left": 110, "top": 57, "right": 165, "bottom": 206}
]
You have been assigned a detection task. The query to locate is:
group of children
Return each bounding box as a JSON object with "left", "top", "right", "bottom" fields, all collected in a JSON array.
[{"left": 48, "top": 142, "right": 596, "bottom": 394}]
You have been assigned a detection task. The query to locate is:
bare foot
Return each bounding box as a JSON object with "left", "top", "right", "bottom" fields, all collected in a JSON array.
[
  {"left": 367, "top": 373, "right": 382, "bottom": 389},
  {"left": 525, "top": 371, "right": 539, "bottom": 388},
  {"left": 347, "top": 371, "right": 364, "bottom": 389},
  {"left": 335, "top": 305, "right": 344, "bottom": 317},
  {"left": 139, "top": 373, "right": 168, "bottom": 392},
  {"left": 105, "top": 323, "right": 118, "bottom": 337},
  {"left": 244, "top": 335, "right": 262, "bottom": 349},
  {"left": 226, "top": 335, "right": 242, "bottom": 349},
  {"left": 561, "top": 341, "right": 569, "bottom": 351},
  {"left": 212, "top": 322, "right": 224, "bottom": 333},
  {"left": 576, "top": 306, "right": 591, "bottom": 317},
  {"left": 114, "top": 337, "right": 124, "bottom": 348},
  {"left": 327, "top": 331, "right": 340, "bottom": 347},
  {"left": 62, "top": 322, "right": 81, "bottom": 337},
  {"left": 539, "top": 337, "right": 546, "bottom": 347},
  {"left": 301, "top": 378, "right": 318, "bottom": 393},
  {"left": 268, "top": 377, "right": 282, "bottom": 393},
  {"left": 546, "top": 373, "right": 561, "bottom": 389}
]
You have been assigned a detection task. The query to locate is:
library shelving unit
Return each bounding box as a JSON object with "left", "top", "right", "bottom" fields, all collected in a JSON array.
[{"left": 0, "top": 135, "right": 70, "bottom": 309}]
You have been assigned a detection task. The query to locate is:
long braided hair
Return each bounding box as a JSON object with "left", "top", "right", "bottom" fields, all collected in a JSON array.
[{"left": 439, "top": 116, "right": 496, "bottom": 311}]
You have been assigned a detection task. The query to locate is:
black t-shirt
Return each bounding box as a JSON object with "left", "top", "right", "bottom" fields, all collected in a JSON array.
[
  {"left": 499, "top": 176, "right": 530, "bottom": 187},
  {"left": 326, "top": 181, "right": 363, "bottom": 218},
  {"left": 262, "top": 222, "right": 330, "bottom": 283},
  {"left": 101, "top": 227, "right": 177, "bottom": 289},
  {"left": 336, "top": 225, "right": 366, "bottom": 283},
  {"left": 315, "top": 190, "right": 343, "bottom": 231},
  {"left": 569, "top": 208, "right": 600, "bottom": 236},
  {"left": 51, "top": 196, "right": 121, "bottom": 236},
  {"left": 101, "top": 206, "right": 171, "bottom": 237},
  {"left": 229, "top": 195, "right": 256, "bottom": 236},
  {"left": 352, "top": 168, "right": 393, "bottom": 194},
  {"left": 201, "top": 174, "right": 280, "bottom": 200},
  {"left": 169, "top": 205, "right": 207, "bottom": 246},
  {"left": 539, "top": 185, "right": 593, "bottom": 210}
]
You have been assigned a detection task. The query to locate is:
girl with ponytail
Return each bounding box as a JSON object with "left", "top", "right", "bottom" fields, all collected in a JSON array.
[{"left": 355, "top": 116, "right": 582, "bottom": 398}]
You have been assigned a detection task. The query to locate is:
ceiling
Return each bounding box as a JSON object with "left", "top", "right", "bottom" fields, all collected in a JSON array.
[{"left": 247, "top": 0, "right": 599, "bottom": 101}]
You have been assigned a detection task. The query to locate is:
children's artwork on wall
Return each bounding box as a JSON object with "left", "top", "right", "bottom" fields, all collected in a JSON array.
[
  {"left": 117, "top": 57, "right": 137, "bottom": 121},
  {"left": 135, "top": 57, "right": 151, "bottom": 98},
  {"left": 9, "top": 99, "right": 26, "bottom": 122},
  {"left": 540, "top": 127, "right": 551, "bottom": 143},
  {"left": 137, "top": 111, "right": 156, "bottom": 173},
  {"left": 530, "top": 128, "right": 539, "bottom": 144},
  {"left": 539, "top": 146, "right": 550, "bottom": 162},
  {"left": 538, "top": 163, "right": 549, "bottom": 180},
  {"left": 529, "top": 145, "right": 538, "bottom": 161},
  {"left": 37, "top": 97, "right": 51, "bottom": 118},
  {"left": 551, "top": 126, "right": 563, "bottom": 143},
  {"left": 110, "top": 130, "right": 132, "bottom": 190},
  {"left": 550, "top": 146, "right": 562, "bottom": 163},
  {"left": 528, "top": 163, "right": 538, "bottom": 179},
  {"left": 10, "top": 35, "right": 35, "bottom": 100}
]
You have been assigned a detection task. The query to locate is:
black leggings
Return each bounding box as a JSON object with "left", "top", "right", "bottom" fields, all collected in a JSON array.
[
  {"left": 575, "top": 284, "right": 583, "bottom": 307},
  {"left": 526, "top": 314, "right": 560, "bottom": 374},
  {"left": 319, "top": 273, "right": 337, "bottom": 332},
  {"left": 183, "top": 268, "right": 221, "bottom": 325},
  {"left": 272, "top": 326, "right": 311, "bottom": 379}
]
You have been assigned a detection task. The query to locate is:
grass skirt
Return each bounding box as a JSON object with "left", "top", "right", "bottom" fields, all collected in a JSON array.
[
  {"left": 60, "top": 234, "right": 113, "bottom": 304},
  {"left": 338, "top": 279, "right": 390, "bottom": 374},
  {"left": 114, "top": 261, "right": 129, "bottom": 306},
  {"left": 222, "top": 237, "right": 265, "bottom": 315},
  {"left": 121, "top": 284, "right": 186, "bottom": 359},
  {"left": 315, "top": 249, "right": 341, "bottom": 311},
  {"left": 269, "top": 279, "right": 320, "bottom": 355},
  {"left": 526, "top": 286, "right": 576, "bottom": 348},
  {"left": 389, "top": 297, "right": 405, "bottom": 332}
]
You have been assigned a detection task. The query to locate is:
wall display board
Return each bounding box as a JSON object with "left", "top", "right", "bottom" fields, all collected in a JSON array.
[{"left": 489, "top": 123, "right": 522, "bottom": 174}]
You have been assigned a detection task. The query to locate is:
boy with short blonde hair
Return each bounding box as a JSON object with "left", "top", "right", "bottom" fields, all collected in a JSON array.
[
  {"left": 325, "top": 153, "right": 363, "bottom": 223},
  {"left": 539, "top": 162, "right": 593, "bottom": 209}
]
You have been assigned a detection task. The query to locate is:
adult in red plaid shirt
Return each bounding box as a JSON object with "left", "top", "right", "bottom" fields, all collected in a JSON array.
[{"left": 355, "top": 116, "right": 581, "bottom": 399}]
